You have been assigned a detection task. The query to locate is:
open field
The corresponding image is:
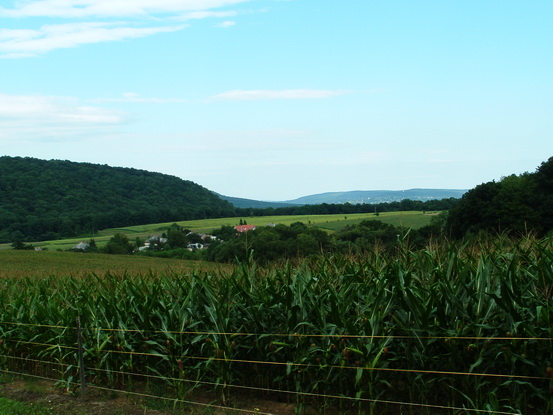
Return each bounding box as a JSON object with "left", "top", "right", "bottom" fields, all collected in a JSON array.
[
  {"left": 100, "top": 211, "right": 434, "bottom": 238},
  {"left": 0, "top": 250, "right": 232, "bottom": 279},
  {"left": 0, "top": 235, "right": 551, "bottom": 414},
  {"left": 0, "top": 211, "right": 435, "bottom": 251},
  {"left": 316, "top": 211, "right": 437, "bottom": 231}
]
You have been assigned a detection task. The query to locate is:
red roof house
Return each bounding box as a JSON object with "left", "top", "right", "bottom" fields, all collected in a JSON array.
[{"left": 234, "top": 224, "right": 256, "bottom": 233}]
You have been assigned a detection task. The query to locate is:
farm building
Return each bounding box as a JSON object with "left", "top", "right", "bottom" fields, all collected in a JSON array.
[{"left": 234, "top": 224, "right": 256, "bottom": 233}]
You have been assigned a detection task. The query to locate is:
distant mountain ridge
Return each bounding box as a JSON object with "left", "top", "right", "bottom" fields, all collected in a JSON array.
[
  {"left": 220, "top": 189, "right": 467, "bottom": 208},
  {"left": 216, "top": 194, "right": 299, "bottom": 209},
  {"left": 283, "top": 189, "right": 467, "bottom": 205}
]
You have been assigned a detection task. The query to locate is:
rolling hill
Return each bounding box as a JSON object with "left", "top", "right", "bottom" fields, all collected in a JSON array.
[
  {"left": 217, "top": 194, "right": 300, "bottom": 209},
  {"left": 219, "top": 189, "right": 467, "bottom": 208},
  {"left": 283, "top": 189, "right": 467, "bottom": 205},
  {"left": 0, "top": 156, "right": 235, "bottom": 243}
]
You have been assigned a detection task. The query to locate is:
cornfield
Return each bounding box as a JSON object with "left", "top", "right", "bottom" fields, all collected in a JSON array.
[{"left": 1, "top": 235, "right": 552, "bottom": 414}]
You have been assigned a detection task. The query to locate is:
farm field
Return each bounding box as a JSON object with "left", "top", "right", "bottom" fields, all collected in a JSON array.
[
  {"left": 112, "top": 210, "right": 434, "bottom": 234},
  {"left": 0, "top": 211, "right": 435, "bottom": 251},
  {"left": 1, "top": 235, "right": 551, "bottom": 414},
  {"left": 0, "top": 250, "right": 231, "bottom": 279}
]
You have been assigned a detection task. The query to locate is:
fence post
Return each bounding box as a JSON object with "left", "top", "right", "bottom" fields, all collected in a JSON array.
[{"left": 76, "top": 316, "right": 86, "bottom": 397}]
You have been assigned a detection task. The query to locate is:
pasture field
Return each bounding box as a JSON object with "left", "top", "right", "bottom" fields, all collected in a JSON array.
[
  {"left": 103, "top": 210, "right": 434, "bottom": 235},
  {"left": 0, "top": 211, "right": 435, "bottom": 251},
  {"left": 0, "top": 250, "right": 232, "bottom": 279},
  {"left": 0, "top": 235, "right": 552, "bottom": 414}
]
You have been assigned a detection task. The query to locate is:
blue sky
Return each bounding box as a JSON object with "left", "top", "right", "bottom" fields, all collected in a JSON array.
[{"left": 1, "top": 0, "right": 552, "bottom": 201}]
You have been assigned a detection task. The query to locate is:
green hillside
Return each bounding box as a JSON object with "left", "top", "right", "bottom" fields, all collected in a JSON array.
[
  {"left": 0, "top": 211, "right": 433, "bottom": 252},
  {"left": 0, "top": 156, "right": 235, "bottom": 243}
]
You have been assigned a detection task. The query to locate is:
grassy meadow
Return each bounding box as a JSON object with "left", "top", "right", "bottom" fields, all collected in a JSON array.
[{"left": 0, "top": 211, "right": 435, "bottom": 251}]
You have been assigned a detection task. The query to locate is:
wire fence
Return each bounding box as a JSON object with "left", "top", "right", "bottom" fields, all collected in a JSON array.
[{"left": 1, "top": 320, "right": 550, "bottom": 414}]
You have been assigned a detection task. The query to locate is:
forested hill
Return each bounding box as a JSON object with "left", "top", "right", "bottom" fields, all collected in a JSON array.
[
  {"left": 446, "top": 156, "right": 553, "bottom": 237},
  {"left": 0, "top": 156, "right": 236, "bottom": 243}
]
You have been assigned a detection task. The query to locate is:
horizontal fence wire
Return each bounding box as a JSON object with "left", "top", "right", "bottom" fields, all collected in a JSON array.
[
  {"left": 0, "top": 367, "right": 274, "bottom": 415},
  {"left": 0, "top": 361, "right": 523, "bottom": 415},
  {"left": 86, "top": 366, "right": 523, "bottom": 415},
  {"left": 0, "top": 321, "right": 76, "bottom": 330},
  {"left": 95, "top": 348, "right": 549, "bottom": 381},
  {"left": 2, "top": 321, "right": 552, "bottom": 342},
  {"left": 8, "top": 339, "right": 546, "bottom": 383},
  {"left": 2, "top": 323, "right": 549, "bottom": 381},
  {"left": 0, "top": 354, "right": 68, "bottom": 368},
  {"left": 0, "top": 321, "right": 546, "bottom": 414},
  {"left": 0, "top": 367, "right": 62, "bottom": 384},
  {"left": 91, "top": 327, "right": 553, "bottom": 342},
  {"left": 6, "top": 350, "right": 527, "bottom": 409},
  {"left": 85, "top": 383, "right": 277, "bottom": 415},
  {"left": 1, "top": 338, "right": 79, "bottom": 351}
]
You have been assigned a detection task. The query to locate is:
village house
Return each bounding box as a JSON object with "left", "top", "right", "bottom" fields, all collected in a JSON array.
[{"left": 234, "top": 224, "right": 256, "bottom": 233}]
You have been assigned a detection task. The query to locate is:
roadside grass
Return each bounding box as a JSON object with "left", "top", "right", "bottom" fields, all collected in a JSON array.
[{"left": 0, "top": 211, "right": 435, "bottom": 251}]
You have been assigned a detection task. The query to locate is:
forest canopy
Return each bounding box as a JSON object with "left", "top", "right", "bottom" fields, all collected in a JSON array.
[
  {"left": 0, "top": 156, "right": 236, "bottom": 242},
  {"left": 446, "top": 156, "right": 553, "bottom": 237}
]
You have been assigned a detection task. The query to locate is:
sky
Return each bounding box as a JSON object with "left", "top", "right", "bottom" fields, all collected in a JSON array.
[{"left": 1, "top": 0, "right": 552, "bottom": 201}]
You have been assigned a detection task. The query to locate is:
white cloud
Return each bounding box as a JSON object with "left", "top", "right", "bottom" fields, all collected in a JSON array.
[
  {"left": 0, "top": 0, "right": 252, "bottom": 18},
  {"left": 0, "top": 93, "right": 127, "bottom": 142},
  {"left": 0, "top": 94, "right": 129, "bottom": 144},
  {"left": 0, "top": 0, "right": 252, "bottom": 56},
  {"left": 0, "top": 22, "right": 185, "bottom": 57},
  {"left": 209, "top": 89, "right": 351, "bottom": 101},
  {"left": 217, "top": 20, "right": 236, "bottom": 28}
]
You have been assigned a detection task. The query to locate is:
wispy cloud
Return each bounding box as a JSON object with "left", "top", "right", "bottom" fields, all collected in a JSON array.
[
  {"left": 209, "top": 89, "right": 351, "bottom": 101},
  {"left": 0, "top": 93, "right": 127, "bottom": 123},
  {"left": 0, "top": 0, "right": 252, "bottom": 57},
  {"left": 0, "top": 93, "right": 128, "bottom": 141},
  {"left": 0, "top": 22, "right": 185, "bottom": 57},
  {"left": 0, "top": 1, "right": 252, "bottom": 18}
]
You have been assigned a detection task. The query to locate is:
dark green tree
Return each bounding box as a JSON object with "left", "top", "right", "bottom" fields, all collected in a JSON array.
[
  {"left": 167, "top": 227, "right": 188, "bottom": 248},
  {"left": 11, "top": 240, "right": 34, "bottom": 250},
  {"left": 104, "top": 233, "right": 133, "bottom": 255},
  {"left": 86, "top": 238, "right": 98, "bottom": 252},
  {"left": 446, "top": 181, "right": 502, "bottom": 238},
  {"left": 533, "top": 156, "right": 553, "bottom": 233},
  {"left": 446, "top": 159, "right": 553, "bottom": 238}
]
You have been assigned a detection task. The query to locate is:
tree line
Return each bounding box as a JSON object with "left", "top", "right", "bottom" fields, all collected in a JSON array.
[
  {"left": 234, "top": 197, "right": 458, "bottom": 218},
  {"left": 85, "top": 216, "right": 445, "bottom": 264}
]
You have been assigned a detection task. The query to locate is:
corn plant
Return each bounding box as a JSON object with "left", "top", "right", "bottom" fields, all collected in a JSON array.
[{"left": 0, "top": 234, "right": 552, "bottom": 413}]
